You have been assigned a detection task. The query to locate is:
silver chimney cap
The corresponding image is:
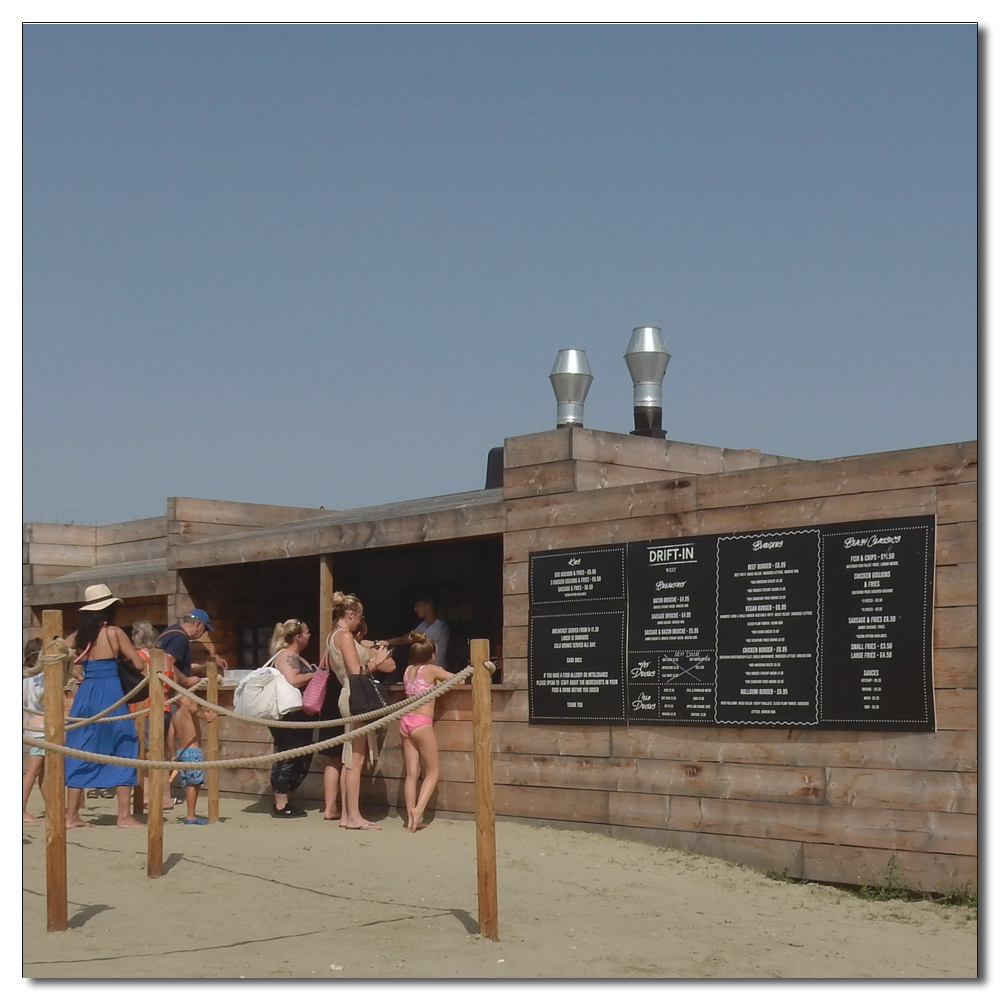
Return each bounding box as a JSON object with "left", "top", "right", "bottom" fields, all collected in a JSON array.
[
  {"left": 549, "top": 348, "right": 593, "bottom": 428},
  {"left": 624, "top": 326, "right": 670, "bottom": 438}
]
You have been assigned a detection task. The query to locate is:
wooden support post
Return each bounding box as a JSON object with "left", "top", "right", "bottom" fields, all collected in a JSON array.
[
  {"left": 470, "top": 638, "right": 499, "bottom": 941},
  {"left": 206, "top": 662, "right": 220, "bottom": 823},
  {"left": 41, "top": 610, "right": 67, "bottom": 933},
  {"left": 146, "top": 648, "right": 165, "bottom": 878},
  {"left": 320, "top": 554, "right": 335, "bottom": 641}
]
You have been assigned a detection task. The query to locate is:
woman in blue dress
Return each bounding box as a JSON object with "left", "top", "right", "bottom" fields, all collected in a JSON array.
[{"left": 64, "top": 585, "right": 147, "bottom": 829}]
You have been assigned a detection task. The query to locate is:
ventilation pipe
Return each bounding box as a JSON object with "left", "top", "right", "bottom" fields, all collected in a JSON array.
[
  {"left": 624, "top": 326, "right": 670, "bottom": 438},
  {"left": 549, "top": 349, "right": 593, "bottom": 428}
]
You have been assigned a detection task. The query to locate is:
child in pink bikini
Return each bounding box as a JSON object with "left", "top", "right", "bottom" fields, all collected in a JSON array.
[{"left": 399, "top": 635, "right": 451, "bottom": 832}]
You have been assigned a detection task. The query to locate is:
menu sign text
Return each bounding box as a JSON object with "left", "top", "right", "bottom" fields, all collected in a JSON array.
[{"left": 528, "top": 516, "right": 934, "bottom": 730}]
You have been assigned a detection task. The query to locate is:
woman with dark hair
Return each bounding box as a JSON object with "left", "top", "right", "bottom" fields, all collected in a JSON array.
[{"left": 64, "top": 585, "right": 147, "bottom": 829}]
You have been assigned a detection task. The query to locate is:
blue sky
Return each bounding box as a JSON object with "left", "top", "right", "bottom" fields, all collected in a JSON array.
[{"left": 21, "top": 22, "right": 977, "bottom": 526}]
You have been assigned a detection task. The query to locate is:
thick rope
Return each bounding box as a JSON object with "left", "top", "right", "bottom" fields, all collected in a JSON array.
[
  {"left": 22, "top": 639, "right": 72, "bottom": 678},
  {"left": 160, "top": 667, "right": 470, "bottom": 729},
  {"left": 22, "top": 665, "right": 474, "bottom": 769},
  {"left": 64, "top": 681, "right": 207, "bottom": 729}
]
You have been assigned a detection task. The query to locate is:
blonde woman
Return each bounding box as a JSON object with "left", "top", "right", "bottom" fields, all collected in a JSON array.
[
  {"left": 326, "top": 593, "right": 394, "bottom": 830},
  {"left": 268, "top": 619, "right": 316, "bottom": 818}
]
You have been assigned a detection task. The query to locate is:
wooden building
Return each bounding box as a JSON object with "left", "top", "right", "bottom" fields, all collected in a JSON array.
[{"left": 23, "top": 427, "right": 977, "bottom": 892}]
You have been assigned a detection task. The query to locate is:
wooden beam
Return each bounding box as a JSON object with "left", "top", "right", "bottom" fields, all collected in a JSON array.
[
  {"left": 206, "top": 663, "right": 220, "bottom": 823},
  {"left": 320, "top": 555, "right": 334, "bottom": 641},
  {"left": 471, "top": 638, "right": 498, "bottom": 941},
  {"left": 146, "top": 649, "right": 165, "bottom": 878}
]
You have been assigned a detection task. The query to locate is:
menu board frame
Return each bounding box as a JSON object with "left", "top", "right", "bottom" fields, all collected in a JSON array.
[{"left": 527, "top": 515, "right": 935, "bottom": 731}]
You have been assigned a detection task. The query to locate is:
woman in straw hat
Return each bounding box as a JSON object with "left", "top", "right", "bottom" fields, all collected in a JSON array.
[{"left": 64, "top": 585, "right": 147, "bottom": 829}]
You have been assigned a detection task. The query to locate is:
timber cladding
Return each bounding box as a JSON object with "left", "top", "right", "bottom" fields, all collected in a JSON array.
[{"left": 492, "top": 439, "right": 977, "bottom": 893}]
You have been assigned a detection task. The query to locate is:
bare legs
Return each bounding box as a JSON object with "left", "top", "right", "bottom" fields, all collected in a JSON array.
[
  {"left": 340, "top": 735, "right": 380, "bottom": 830},
  {"left": 323, "top": 759, "right": 342, "bottom": 820},
  {"left": 22, "top": 755, "right": 45, "bottom": 822},
  {"left": 402, "top": 723, "right": 439, "bottom": 832},
  {"left": 66, "top": 787, "right": 94, "bottom": 828},
  {"left": 66, "top": 786, "right": 143, "bottom": 828},
  {"left": 116, "top": 786, "right": 145, "bottom": 828}
]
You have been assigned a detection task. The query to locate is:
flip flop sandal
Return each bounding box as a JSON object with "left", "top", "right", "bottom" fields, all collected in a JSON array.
[
  {"left": 100, "top": 788, "right": 115, "bottom": 798},
  {"left": 86, "top": 789, "right": 100, "bottom": 798}
]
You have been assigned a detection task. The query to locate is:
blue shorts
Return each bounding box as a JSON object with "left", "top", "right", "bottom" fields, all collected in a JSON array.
[{"left": 177, "top": 747, "right": 205, "bottom": 787}]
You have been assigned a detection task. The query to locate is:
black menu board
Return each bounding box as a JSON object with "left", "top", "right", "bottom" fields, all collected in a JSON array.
[{"left": 527, "top": 515, "right": 935, "bottom": 730}]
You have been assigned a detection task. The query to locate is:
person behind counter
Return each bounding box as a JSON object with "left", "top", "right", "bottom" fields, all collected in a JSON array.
[{"left": 387, "top": 592, "right": 450, "bottom": 670}]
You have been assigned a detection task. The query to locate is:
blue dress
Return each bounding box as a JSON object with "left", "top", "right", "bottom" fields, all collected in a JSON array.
[{"left": 64, "top": 658, "right": 138, "bottom": 788}]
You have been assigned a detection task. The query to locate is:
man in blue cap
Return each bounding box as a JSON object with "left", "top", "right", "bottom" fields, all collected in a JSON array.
[{"left": 158, "top": 610, "right": 227, "bottom": 825}]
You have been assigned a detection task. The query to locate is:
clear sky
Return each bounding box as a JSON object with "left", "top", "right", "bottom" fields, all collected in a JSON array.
[{"left": 21, "top": 22, "right": 977, "bottom": 526}]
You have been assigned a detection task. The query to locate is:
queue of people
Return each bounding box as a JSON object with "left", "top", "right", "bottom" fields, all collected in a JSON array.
[{"left": 23, "top": 585, "right": 455, "bottom": 833}]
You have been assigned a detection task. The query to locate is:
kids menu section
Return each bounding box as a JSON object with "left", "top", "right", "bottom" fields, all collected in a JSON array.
[{"left": 527, "top": 515, "right": 935, "bottom": 731}]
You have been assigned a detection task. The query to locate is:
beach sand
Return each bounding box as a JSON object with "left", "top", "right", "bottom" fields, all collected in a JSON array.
[{"left": 22, "top": 789, "right": 977, "bottom": 980}]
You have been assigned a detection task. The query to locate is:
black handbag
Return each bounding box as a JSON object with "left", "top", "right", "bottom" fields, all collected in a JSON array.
[
  {"left": 348, "top": 671, "right": 386, "bottom": 715},
  {"left": 117, "top": 656, "right": 148, "bottom": 699}
]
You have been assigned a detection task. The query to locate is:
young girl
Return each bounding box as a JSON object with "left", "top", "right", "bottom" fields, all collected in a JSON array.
[
  {"left": 399, "top": 634, "right": 451, "bottom": 833},
  {"left": 22, "top": 638, "right": 45, "bottom": 823}
]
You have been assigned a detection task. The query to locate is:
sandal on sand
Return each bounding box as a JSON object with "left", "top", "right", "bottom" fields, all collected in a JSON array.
[
  {"left": 100, "top": 788, "right": 115, "bottom": 799},
  {"left": 86, "top": 789, "right": 100, "bottom": 798}
]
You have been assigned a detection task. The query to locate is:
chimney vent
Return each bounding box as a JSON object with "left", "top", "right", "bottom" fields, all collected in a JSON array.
[
  {"left": 549, "top": 349, "right": 593, "bottom": 428},
  {"left": 624, "top": 326, "right": 670, "bottom": 438}
]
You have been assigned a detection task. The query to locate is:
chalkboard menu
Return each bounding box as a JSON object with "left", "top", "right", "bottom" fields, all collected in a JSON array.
[{"left": 528, "top": 515, "right": 935, "bottom": 730}]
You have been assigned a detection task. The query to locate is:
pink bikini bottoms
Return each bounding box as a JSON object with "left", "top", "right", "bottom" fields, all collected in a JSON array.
[{"left": 399, "top": 713, "right": 433, "bottom": 737}]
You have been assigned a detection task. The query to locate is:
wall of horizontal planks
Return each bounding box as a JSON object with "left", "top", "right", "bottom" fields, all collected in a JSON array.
[{"left": 25, "top": 430, "right": 977, "bottom": 892}]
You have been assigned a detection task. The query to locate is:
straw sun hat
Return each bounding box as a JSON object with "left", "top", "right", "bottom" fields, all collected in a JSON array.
[{"left": 79, "top": 584, "right": 122, "bottom": 612}]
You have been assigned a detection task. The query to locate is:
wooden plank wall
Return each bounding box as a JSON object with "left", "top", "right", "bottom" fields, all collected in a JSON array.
[
  {"left": 492, "top": 437, "right": 977, "bottom": 892},
  {"left": 166, "top": 497, "right": 330, "bottom": 546},
  {"left": 95, "top": 517, "right": 168, "bottom": 565},
  {"left": 23, "top": 523, "right": 96, "bottom": 585}
]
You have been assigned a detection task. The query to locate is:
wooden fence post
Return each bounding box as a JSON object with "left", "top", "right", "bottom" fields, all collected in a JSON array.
[
  {"left": 470, "top": 638, "right": 499, "bottom": 941},
  {"left": 320, "top": 554, "right": 335, "bottom": 641},
  {"left": 41, "top": 610, "right": 67, "bottom": 932},
  {"left": 146, "top": 648, "right": 165, "bottom": 878},
  {"left": 206, "top": 662, "right": 220, "bottom": 823}
]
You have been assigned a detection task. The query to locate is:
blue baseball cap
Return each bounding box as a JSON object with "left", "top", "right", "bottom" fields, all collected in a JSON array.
[{"left": 185, "top": 609, "right": 214, "bottom": 632}]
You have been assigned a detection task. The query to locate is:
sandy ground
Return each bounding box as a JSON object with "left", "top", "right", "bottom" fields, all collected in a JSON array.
[{"left": 22, "top": 788, "right": 977, "bottom": 980}]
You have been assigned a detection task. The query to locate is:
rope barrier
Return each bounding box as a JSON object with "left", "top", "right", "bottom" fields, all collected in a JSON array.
[
  {"left": 159, "top": 667, "right": 470, "bottom": 729},
  {"left": 64, "top": 679, "right": 208, "bottom": 729},
  {"left": 22, "top": 665, "right": 474, "bottom": 770},
  {"left": 22, "top": 640, "right": 71, "bottom": 678}
]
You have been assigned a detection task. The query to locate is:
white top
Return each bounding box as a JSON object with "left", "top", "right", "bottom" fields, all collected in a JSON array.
[
  {"left": 416, "top": 617, "right": 449, "bottom": 668},
  {"left": 23, "top": 674, "right": 44, "bottom": 738}
]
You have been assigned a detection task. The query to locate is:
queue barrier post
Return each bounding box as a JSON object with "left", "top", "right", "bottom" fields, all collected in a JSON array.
[
  {"left": 206, "top": 662, "right": 220, "bottom": 823},
  {"left": 470, "top": 638, "right": 499, "bottom": 941},
  {"left": 41, "top": 610, "right": 68, "bottom": 932},
  {"left": 146, "top": 648, "right": 165, "bottom": 878}
]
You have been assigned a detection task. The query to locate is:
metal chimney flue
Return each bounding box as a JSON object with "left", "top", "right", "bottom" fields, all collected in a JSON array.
[
  {"left": 549, "top": 348, "right": 593, "bottom": 428},
  {"left": 624, "top": 325, "right": 670, "bottom": 438}
]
